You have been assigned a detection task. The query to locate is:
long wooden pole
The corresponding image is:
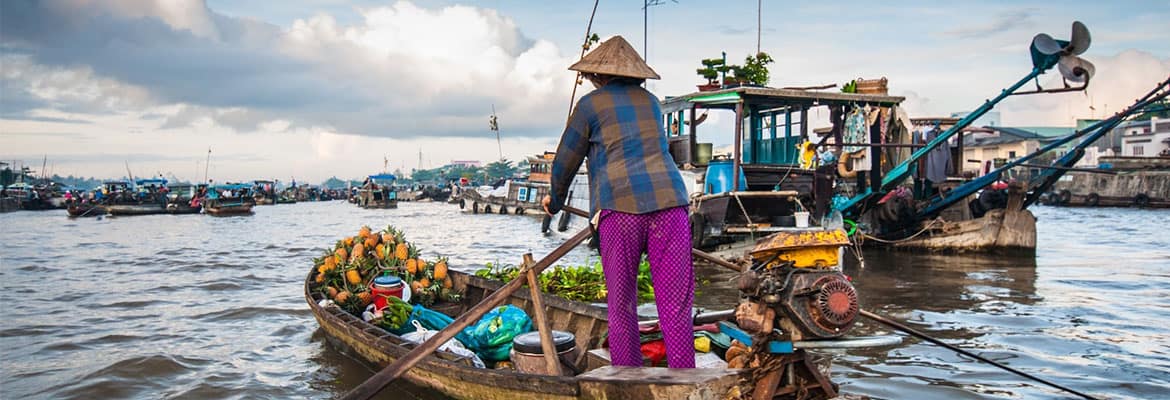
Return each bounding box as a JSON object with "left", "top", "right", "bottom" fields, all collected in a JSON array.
[
  {"left": 564, "top": 0, "right": 601, "bottom": 128},
  {"left": 523, "top": 253, "right": 563, "bottom": 375},
  {"left": 340, "top": 227, "right": 594, "bottom": 400}
]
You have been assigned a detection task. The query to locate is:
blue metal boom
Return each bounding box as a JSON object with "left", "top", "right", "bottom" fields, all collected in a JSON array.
[
  {"left": 916, "top": 77, "right": 1170, "bottom": 217},
  {"left": 837, "top": 67, "right": 1048, "bottom": 216}
]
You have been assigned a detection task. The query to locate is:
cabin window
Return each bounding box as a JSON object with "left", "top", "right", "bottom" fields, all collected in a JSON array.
[
  {"left": 1134, "top": 146, "right": 1144, "bottom": 156},
  {"left": 1008, "top": 151, "right": 1016, "bottom": 158},
  {"left": 518, "top": 187, "right": 528, "bottom": 202}
]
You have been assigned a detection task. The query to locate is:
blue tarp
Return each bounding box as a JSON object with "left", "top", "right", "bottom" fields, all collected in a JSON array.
[
  {"left": 368, "top": 173, "right": 397, "bottom": 181},
  {"left": 136, "top": 178, "right": 168, "bottom": 185}
]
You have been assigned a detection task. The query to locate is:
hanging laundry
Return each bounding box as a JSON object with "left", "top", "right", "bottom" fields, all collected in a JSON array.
[
  {"left": 924, "top": 127, "right": 952, "bottom": 183},
  {"left": 843, "top": 107, "right": 868, "bottom": 153}
]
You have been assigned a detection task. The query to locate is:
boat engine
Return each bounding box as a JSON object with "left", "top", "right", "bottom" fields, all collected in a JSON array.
[{"left": 734, "top": 229, "right": 859, "bottom": 341}]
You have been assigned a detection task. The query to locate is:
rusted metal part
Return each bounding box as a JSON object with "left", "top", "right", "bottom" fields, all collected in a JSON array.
[{"left": 750, "top": 229, "right": 849, "bottom": 268}]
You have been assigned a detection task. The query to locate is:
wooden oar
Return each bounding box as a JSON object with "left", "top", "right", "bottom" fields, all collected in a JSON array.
[{"left": 340, "top": 226, "right": 594, "bottom": 400}]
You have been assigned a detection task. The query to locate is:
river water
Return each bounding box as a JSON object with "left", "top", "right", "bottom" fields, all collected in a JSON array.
[{"left": 0, "top": 202, "right": 1166, "bottom": 399}]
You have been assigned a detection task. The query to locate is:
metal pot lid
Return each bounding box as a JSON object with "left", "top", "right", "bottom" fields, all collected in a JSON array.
[{"left": 512, "top": 330, "right": 575, "bottom": 354}]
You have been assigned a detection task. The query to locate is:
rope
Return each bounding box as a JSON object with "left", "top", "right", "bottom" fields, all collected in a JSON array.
[{"left": 859, "top": 217, "right": 945, "bottom": 244}]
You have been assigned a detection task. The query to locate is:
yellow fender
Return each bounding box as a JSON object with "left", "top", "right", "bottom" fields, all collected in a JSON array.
[
  {"left": 837, "top": 151, "right": 857, "bottom": 178},
  {"left": 798, "top": 141, "right": 816, "bottom": 169}
]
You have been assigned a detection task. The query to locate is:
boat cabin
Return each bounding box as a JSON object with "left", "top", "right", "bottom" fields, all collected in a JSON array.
[{"left": 660, "top": 86, "right": 904, "bottom": 246}]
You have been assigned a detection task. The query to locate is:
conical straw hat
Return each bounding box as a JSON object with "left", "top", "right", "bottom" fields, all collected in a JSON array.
[{"left": 568, "top": 35, "right": 660, "bottom": 80}]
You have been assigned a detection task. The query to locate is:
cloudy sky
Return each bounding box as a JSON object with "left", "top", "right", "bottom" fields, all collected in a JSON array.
[{"left": 2, "top": 0, "right": 1168, "bottom": 183}]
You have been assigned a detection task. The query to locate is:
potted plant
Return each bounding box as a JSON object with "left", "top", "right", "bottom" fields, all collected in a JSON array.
[
  {"left": 720, "top": 64, "right": 747, "bottom": 88},
  {"left": 739, "top": 52, "right": 774, "bottom": 87},
  {"left": 696, "top": 58, "right": 724, "bottom": 91}
]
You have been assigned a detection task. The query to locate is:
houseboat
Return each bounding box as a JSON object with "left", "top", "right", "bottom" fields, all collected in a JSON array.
[
  {"left": 457, "top": 153, "right": 554, "bottom": 216},
  {"left": 357, "top": 174, "right": 398, "bottom": 209}
]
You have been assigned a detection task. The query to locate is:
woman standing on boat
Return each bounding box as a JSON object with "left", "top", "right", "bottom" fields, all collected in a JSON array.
[{"left": 542, "top": 35, "right": 695, "bottom": 369}]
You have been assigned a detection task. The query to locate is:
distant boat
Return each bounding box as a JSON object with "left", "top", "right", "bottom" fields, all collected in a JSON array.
[
  {"left": 204, "top": 202, "right": 254, "bottom": 216},
  {"left": 252, "top": 180, "right": 277, "bottom": 205},
  {"left": 356, "top": 173, "right": 398, "bottom": 209},
  {"left": 104, "top": 179, "right": 170, "bottom": 216},
  {"left": 204, "top": 183, "right": 255, "bottom": 216},
  {"left": 164, "top": 183, "right": 203, "bottom": 214},
  {"left": 66, "top": 203, "right": 106, "bottom": 217}
]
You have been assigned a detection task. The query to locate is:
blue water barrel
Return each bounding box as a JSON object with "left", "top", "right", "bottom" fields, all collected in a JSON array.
[{"left": 705, "top": 159, "right": 748, "bottom": 194}]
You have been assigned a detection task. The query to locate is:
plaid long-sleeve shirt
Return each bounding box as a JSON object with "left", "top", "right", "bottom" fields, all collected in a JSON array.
[{"left": 547, "top": 81, "right": 689, "bottom": 216}]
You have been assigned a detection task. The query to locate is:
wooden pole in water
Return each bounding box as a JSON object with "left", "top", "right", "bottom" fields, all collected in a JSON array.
[
  {"left": 523, "top": 253, "right": 563, "bottom": 375},
  {"left": 340, "top": 227, "right": 594, "bottom": 400}
]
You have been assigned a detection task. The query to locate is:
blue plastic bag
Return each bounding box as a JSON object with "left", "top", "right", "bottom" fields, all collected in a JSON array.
[{"left": 462, "top": 305, "right": 532, "bottom": 361}]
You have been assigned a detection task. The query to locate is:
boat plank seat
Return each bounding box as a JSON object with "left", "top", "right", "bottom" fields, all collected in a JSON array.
[{"left": 577, "top": 366, "right": 744, "bottom": 400}]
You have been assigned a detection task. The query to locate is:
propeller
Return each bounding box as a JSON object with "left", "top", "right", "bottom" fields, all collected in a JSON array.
[
  {"left": 1029, "top": 21, "right": 1094, "bottom": 85},
  {"left": 1059, "top": 56, "right": 1095, "bottom": 84}
]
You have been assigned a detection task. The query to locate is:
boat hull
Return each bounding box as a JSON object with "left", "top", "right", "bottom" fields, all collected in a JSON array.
[
  {"left": 166, "top": 204, "right": 202, "bottom": 214},
  {"left": 885, "top": 208, "right": 1036, "bottom": 253},
  {"left": 106, "top": 204, "right": 168, "bottom": 216},
  {"left": 67, "top": 204, "right": 106, "bottom": 217},
  {"left": 205, "top": 204, "right": 254, "bottom": 216}
]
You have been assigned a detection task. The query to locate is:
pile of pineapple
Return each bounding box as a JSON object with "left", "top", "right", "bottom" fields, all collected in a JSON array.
[{"left": 312, "top": 225, "right": 460, "bottom": 316}]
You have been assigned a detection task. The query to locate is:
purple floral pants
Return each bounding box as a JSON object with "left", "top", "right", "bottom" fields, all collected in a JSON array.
[{"left": 598, "top": 206, "right": 695, "bottom": 368}]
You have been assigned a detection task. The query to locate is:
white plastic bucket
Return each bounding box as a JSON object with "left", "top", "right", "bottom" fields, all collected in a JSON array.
[{"left": 794, "top": 211, "right": 810, "bottom": 228}]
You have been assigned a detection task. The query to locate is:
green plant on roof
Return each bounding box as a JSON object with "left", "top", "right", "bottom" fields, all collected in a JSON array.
[
  {"left": 740, "top": 52, "right": 774, "bottom": 86},
  {"left": 696, "top": 58, "right": 724, "bottom": 84}
]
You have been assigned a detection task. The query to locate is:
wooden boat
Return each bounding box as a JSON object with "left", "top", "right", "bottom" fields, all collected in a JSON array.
[
  {"left": 166, "top": 203, "right": 202, "bottom": 214},
  {"left": 67, "top": 203, "right": 106, "bottom": 217},
  {"left": 878, "top": 207, "right": 1036, "bottom": 253},
  {"left": 357, "top": 173, "right": 399, "bottom": 209},
  {"left": 306, "top": 269, "right": 760, "bottom": 400},
  {"left": 106, "top": 203, "right": 168, "bottom": 216},
  {"left": 204, "top": 202, "right": 254, "bottom": 216},
  {"left": 204, "top": 183, "right": 256, "bottom": 216},
  {"left": 865, "top": 183, "right": 1036, "bottom": 253},
  {"left": 253, "top": 180, "right": 278, "bottom": 205}
]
